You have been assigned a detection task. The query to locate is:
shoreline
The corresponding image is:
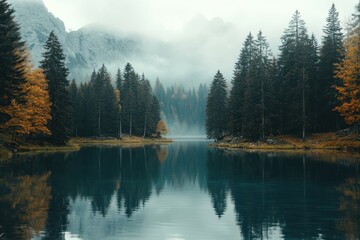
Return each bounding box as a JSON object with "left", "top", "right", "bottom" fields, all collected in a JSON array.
[
  {"left": 0, "top": 136, "right": 173, "bottom": 161},
  {"left": 210, "top": 132, "right": 360, "bottom": 152}
]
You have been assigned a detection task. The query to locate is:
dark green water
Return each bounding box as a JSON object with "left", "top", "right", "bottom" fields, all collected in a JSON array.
[{"left": 0, "top": 141, "right": 359, "bottom": 240}]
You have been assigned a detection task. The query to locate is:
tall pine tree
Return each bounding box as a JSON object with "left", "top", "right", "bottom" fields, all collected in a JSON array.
[
  {"left": 318, "top": 4, "right": 344, "bottom": 132},
  {"left": 278, "top": 10, "right": 314, "bottom": 138},
  {"left": 40, "top": 31, "right": 71, "bottom": 145},
  {"left": 206, "top": 71, "right": 228, "bottom": 140},
  {"left": 228, "top": 33, "right": 255, "bottom": 137}
]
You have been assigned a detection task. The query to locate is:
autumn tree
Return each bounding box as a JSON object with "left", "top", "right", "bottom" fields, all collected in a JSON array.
[
  {"left": 0, "top": 52, "right": 51, "bottom": 139},
  {"left": 40, "top": 31, "right": 72, "bottom": 145},
  {"left": 334, "top": 26, "right": 360, "bottom": 132},
  {"left": 155, "top": 119, "right": 168, "bottom": 138}
]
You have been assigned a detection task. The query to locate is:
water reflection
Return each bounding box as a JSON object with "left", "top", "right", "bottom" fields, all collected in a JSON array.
[{"left": 0, "top": 142, "right": 359, "bottom": 239}]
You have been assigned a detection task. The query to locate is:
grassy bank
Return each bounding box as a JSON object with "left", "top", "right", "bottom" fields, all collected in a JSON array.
[
  {"left": 71, "top": 135, "right": 173, "bottom": 147},
  {"left": 211, "top": 132, "right": 360, "bottom": 152},
  {"left": 0, "top": 134, "right": 172, "bottom": 161}
]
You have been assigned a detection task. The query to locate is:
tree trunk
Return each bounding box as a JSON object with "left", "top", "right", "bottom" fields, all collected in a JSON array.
[
  {"left": 302, "top": 67, "right": 306, "bottom": 140},
  {"left": 98, "top": 99, "right": 101, "bottom": 136},
  {"left": 261, "top": 76, "right": 265, "bottom": 139},
  {"left": 129, "top": 113, "right": 132, "bottom": 136},
  {"left": 143, "top": 117, "right": 147, "bottom": 137},
  {"left": 119, "top": 118, "right": 122, "bottom": 138}
]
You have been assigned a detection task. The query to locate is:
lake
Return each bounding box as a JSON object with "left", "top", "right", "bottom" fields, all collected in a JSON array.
[{"left": 0, "top": 141, "right": 359, "bottom": 240}]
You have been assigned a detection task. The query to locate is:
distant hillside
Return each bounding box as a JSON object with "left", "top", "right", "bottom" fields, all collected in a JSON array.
[{"left": 9, "top": 0, "right": 139, "bottom": 81}]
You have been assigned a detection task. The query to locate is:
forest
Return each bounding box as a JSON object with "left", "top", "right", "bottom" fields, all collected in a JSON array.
[
  {"left": 206, "top": 3, "right": 360, "bottom": 141},
  {"left": 0, "top": 0, "right": 166, "bottom": 147},
  {"left": 154, "top": 79, "right": 207, "bottom": 135}
]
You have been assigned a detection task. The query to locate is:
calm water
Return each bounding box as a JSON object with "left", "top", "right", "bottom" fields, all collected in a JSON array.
[{"left": 0, "top": 141, "right": 359, "bottom": 240}]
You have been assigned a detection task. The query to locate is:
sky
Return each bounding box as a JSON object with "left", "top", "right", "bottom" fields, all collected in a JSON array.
[
  {"left": 42, "top": 0, "right": 357, "bottom": 40},
  {"left": 40, "top": 0, "right": 358, "bottom": 85}
]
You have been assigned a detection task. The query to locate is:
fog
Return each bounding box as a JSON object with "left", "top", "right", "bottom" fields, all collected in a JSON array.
[{"left": 40, "top": 0, "right": 357, "bottom": 86}]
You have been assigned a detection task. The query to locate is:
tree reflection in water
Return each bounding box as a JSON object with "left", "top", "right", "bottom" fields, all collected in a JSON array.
[{"left": 0, "top": 143, "right": 359, "bottom": 239}]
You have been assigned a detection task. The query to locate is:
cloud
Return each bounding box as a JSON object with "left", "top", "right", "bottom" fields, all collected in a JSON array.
[{"left": 41, "top": 0, "right": 358, "bottom": 86}]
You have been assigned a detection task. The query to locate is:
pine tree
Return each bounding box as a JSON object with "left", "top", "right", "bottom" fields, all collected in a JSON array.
[
  {"left": 228, "top": 33, "right": 255, "bottom": 137},
  {"left": 90, "top": 65, "right": 117, "bottom": 136},
  {"left": 243, "top": 30, "right": 272, "bottom": 139},
  {"left": 69, "top": 79, "right": 80, "bottom": 137},
  {"left": 0, "top": 0, "right": 26, "bottom": 126},
  {"left": 139, "top": 74, "right": 153, "bottom": 137},
  {"left": 148, "top": 96, "right": 161, "bottom": 136},
  {"left": 278, "top": 10, "right": 313, "bottom": 138},
  {"left": 122, "top": 63, "right": 139, "bottom": 135},
  {"left": 40, "top": 31, "right": 71, "bottom": 145},
  {"left": 206, "top": 71, "right": 228, "bottom": 140},
  {"left": 115, "top": 68, "right": 123, "bottom": 137},
  {"left": 318, "top": 4, "right": 344, "bottom": 132}
]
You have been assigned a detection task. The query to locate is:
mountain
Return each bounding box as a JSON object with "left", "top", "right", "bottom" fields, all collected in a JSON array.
[
  {"left": 8, "top": 0, "right": 241, "bottom": 86},
  {"left": 9, "top": 0, "right": 139, "bottom": 81}
]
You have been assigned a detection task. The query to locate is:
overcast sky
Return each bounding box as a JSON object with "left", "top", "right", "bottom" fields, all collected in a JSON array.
[{"left": 43, "top": 0, "right": 357, "bottom": 40}]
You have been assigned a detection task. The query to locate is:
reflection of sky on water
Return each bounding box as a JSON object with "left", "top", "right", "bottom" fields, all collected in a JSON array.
[
  {"left": 65, "top": 184, "right": 243, "bottom": 240},
  {"left": 0, "top": 141, "right": 358, "bottom": 240}
]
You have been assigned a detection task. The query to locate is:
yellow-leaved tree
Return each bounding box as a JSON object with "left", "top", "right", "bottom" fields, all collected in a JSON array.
[
  {"left": 335, "top": 27, "right": 360, "bottom": 130},
  {"left": 0, "top": 50, "right": 52, "bottom": 138},
  {"left": 155, "top": 120, "right": 168, "bottom": 138}
]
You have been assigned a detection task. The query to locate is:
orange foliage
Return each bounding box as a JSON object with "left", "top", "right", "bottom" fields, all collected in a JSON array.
[
  {"left": 156, "top": 145, "right": 169, "bottom": 163},
  {"left": 22, "top": 69, "right": 52, "bottom": 135},
  {"left": 1, "top": 173, "right": 52, "bottom": 239},
  {"left": 156, "top": 120, "right": 168, "bottom": 137},
  {"left": 336, "top": 177, "right": 360, "bottom": 239},
  {"left": 335, "top": 27, "right": 360, "bottom": 125},
  {"left": 0, "top": 53, "right": 52, "bottom": 136}
]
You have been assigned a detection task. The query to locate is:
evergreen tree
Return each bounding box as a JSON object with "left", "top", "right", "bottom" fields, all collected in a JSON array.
[
  {"left": 115, "top": 68, "right": 123, "bottom": 137},
  {"left": 278, "top": 10, "right": 313, "bottom": 138},
  {"left": 139, "top": 74, "right": 153, "bottom": 137},
  {"left": 228, "top": 33, "right": 255, "bottom": 137},
  {"left": 122, "top": 63, "right": 139, "bottom": 135},
  {"left": 206, "top": 71, "right": 228, "bottom": 140},
  {"left": 148, "top": 96, "right": 161, "bottom": 136},
  {"left": 318, "top": 4, "right": 344, "bottom": 131},
  {"left": 90, "top": 65, "right": 117, "bottom": 136},
  {"left": 0, "top": 0, "right": 26, "bottom": 126},
  {"left": 69, "top": 79, "right": 80, "bottom": 137},
  {"left": 40, "top": 31, "right": 71, "bottom": 144}
]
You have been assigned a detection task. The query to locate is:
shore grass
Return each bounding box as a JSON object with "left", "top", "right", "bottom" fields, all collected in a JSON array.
[
  {"left": 211, "top": 132, "right": 360, "bottom": 152},
  {"left": 71, "top": 136, "right": 173, "bottom": 147},
  {"left": 0, "top": 135, "right": 173, "bottom": 161}
]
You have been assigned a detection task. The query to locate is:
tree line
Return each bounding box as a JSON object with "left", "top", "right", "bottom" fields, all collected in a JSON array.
[
  {"left": 0, "top": 0, "right": 165, "bottom": 146},
  {"left": 206, "top": 3, "right": 360, "bottom": 140},
  {"left": 70, "top": 63, "right": 164, "bottom": 138}
]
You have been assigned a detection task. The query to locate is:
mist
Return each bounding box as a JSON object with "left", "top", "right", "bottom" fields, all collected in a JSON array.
[{"left": 41, "top": 0, "right": 357, "bottom": 87}]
